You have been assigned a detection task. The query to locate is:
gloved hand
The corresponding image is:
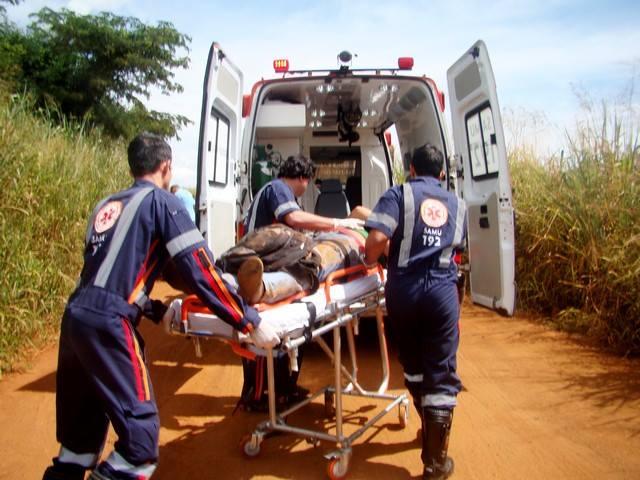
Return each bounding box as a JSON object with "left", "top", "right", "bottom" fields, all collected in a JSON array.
[
  {"left": 143, "top": 299, "right": 168, "bottom": 324},
  {"left": 250, "top": 320, "right": 280, "bottom": 349},
  {"left": 162, "top": 299, "right": 182, "bottom": 334},
  {"left": 333, "top": 217, "right": 365, "bottom": 230}
]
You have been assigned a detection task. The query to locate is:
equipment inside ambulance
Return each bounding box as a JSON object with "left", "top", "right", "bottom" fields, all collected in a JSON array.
[{"left": 195, "top": 40, "right": 515, "bottom": 317}]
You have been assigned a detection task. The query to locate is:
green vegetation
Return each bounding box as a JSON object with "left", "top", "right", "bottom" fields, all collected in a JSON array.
[
  {"left": 0, "top": 7, "right": 190, "bottom": 139},
  {"left": 0, "top": 90, "right": 129, "bottom": 374},
  {"left": 510, "top": 91, "right": 639, "bottom": 355}
]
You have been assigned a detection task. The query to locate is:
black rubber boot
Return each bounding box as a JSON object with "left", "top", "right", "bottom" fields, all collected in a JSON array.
[
  {"left": 421, "top": 407, "right": 455, "bottom": 479},
  {"left": 42, "top": 459, "right": 86, "bottom": 480}
]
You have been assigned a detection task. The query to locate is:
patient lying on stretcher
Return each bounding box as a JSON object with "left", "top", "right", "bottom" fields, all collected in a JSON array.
[{"left": 216, "top": 206, "right": 373, "bottom": 306}]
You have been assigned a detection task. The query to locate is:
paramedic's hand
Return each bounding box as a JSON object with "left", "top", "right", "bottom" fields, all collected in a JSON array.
[
  {"left": 250, "top": 320, "right": 280, "bottom": 349},
  {"left": 162, "top": 299, "right": 181, "bottom": 334},
  {"left": 359, "top": 252, "right": 378, "bottom": 269},
  {"left": 333, "top": 218, "right": 365, "bottom": 230},
  {"left": 143, "top": 299, "right": 168, "bottom": 324}
]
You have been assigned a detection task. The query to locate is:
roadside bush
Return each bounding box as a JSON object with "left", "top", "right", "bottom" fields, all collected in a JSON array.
[
  {"left": 0, "top": 90, "right": 128, "bottom": 374},
  {"left": 511, "top": 91, "right": 639, "bottom": 355}
]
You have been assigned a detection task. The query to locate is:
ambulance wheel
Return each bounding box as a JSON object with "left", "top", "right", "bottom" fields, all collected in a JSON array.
[
  {"left": 324, "top": 391, "right": 335, "bottom": 417},
  {"left": 327, "top": 456, "right": 349, "bottom": 479},
  {"left": 399, "top": 400, "right": 409, "bottom": 428},
  {"left": 241, "top": 434, "right": 261, "bottom": 458}
]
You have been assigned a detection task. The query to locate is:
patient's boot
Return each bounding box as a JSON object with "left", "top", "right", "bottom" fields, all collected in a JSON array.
[{"left": 237, "top": 256, "right": 265, "bottom": 304}]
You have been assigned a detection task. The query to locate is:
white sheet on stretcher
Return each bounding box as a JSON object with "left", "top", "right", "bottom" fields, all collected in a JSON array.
[{"left": 168, "top": 272, "right": 384, "bottom": 342}]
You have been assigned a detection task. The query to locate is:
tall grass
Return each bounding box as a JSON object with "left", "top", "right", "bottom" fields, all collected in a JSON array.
[
  {"left": 510, "top": 90, "right": 640, "bottom": 355},
  {"left": 0, "top": 90, "right": 129, "bottom": 374}
]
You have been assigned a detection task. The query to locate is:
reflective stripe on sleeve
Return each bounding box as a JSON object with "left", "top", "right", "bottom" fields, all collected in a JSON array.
[
  {"left": 166, "top": 228, "right": 204, "bottom": 258},
  {"left": 438, "top": 198, "right": 467, "bottom": 268},
  {"left": 398, "top": 183, "right": 416, "bottom": 268},
  {"left": 58, "top": 446, "right": 99, "bottom": 468},
  {"left": 368, "top": 212, "right": 398, "bottom": 233},
  {"left": 421, "top": 393, "right": 457, "bottom": 407},
  {"left": 274, "top": 201, "right": 300, "bottom": 219},
  {"left": 94, "top": 187, "right": 153, "bottom": 287}
]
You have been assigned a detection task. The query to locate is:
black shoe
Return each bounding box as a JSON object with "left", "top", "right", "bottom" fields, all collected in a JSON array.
[
  {"left": 423, "top": 457, "right": 454, "bottom": 480},
  {"left": 43, "top": 461, "right": 86, "bottom": 480}
]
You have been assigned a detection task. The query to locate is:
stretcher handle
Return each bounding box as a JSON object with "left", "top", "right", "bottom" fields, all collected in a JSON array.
[
  {"left": 179, "top": 295, "right": 257, "bottom": 360},
  {"left": 180, "top": 295, "right": 209, "bottom": 320},
  {"left": 323, "top": 264, "right": 381, "bottom": 303}
]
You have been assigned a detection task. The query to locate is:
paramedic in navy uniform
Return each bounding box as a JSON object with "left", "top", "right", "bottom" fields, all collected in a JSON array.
[
  {"left": 42, "top": 132, "right": 279, "bottom": 480},
  {"left": 239, "top": 154, "right": 362, "bottom": 410},
  {"left": 364, "top": 143, "right": 467, "bottom": 480}
]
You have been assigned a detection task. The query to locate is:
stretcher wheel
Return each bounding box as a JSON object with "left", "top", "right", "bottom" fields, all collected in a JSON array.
[
  {"left": 240, "top": 434, "right": 261, "bottom": 458},
  {"left": 327, "top": 456, "right": 349, "bottom": 479},
  {"left": 324, "top": 391, "right": 335, "bottom": 417},
  {"left": 399, "top": 399, "right": 409, "bottom": 428}
]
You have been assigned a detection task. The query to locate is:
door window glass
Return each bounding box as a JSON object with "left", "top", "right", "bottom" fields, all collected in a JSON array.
[
  {"left": 465, "top": 104, "right": 498, "bottom": 179},
  {"left": 209, "top": 110, "right": 230, "bottom": 185}
]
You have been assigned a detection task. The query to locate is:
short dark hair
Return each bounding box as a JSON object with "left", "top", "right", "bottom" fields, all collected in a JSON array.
[
  {"left": 411, "top": 143, "right": 444, "bottom": 178},
  {"left": 277, "top": 154, "right": 316, "bottom": 179},
  {"left": 127, "top": 132, "right": 172, "bottom": 177}
]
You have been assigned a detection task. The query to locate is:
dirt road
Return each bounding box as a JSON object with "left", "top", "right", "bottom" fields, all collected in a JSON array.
[{"left": 1, "top": 283, "right": 639, "bottom": 479}]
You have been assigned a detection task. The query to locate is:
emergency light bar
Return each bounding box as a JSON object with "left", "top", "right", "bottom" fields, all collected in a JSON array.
[
  {"left": 273, "top": 59, "right": 290, "bottom": 73},
  {"left": 272, "top": 54, "right": 413, "bottom": 75}
]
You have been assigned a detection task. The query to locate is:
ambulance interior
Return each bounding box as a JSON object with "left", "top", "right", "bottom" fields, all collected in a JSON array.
[{"left": 248, "top": 76, "right": 448, "bottom": 217}]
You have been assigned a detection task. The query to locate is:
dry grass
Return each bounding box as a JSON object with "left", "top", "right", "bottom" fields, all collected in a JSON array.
[
  {"left": 0, "top": 90, "right": 129, "bottom": 374},
  {"left": 510, "top": 92, "right": 639, "bottom": 355}
]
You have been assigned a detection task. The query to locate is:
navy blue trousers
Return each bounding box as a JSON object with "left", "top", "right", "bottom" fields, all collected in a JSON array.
[
  {"left": 385, "top": 273, "right": 462, "bottom": 409},
  {"left": 55, "top": 294, "right": 159, "bottom": 466}
]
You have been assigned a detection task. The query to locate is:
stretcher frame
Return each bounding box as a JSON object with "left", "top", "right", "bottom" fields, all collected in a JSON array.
[{"left": 168, "top": 265, "right": 409, "bottom": 479}]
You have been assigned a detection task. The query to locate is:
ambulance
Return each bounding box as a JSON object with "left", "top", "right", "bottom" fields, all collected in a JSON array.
[{"left": 194, "top": 40, "right": 516, "bottom": 316}]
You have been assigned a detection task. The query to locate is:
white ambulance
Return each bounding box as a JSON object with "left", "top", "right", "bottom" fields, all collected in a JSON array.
[{"left": 194, "top": 40, "right": 516, "bottom": 316}]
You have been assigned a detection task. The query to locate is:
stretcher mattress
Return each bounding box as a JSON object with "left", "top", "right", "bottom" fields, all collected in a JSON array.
[{"left": 167, "top": 270, "right": 384, "bottom": 343}]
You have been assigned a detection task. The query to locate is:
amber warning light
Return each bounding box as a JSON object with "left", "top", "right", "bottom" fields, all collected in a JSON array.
[
  {"left": 398, "top": 57, "right": 414, "bottom": 70},
  {"left": 273, "top": 59, "right": 290, "bottom": 73}
]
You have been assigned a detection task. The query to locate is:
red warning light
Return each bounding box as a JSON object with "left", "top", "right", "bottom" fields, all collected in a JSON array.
[
  {"left": 398, "top": 57, "right": 414, "bottom": 70},
  {"left": 273, "top": 59, "right": 290, "bottom": 73}
]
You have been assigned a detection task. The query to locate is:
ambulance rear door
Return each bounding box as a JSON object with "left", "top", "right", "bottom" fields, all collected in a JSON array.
[
  {"left": 196, "top": 43, "right": 243, "bottom": 255},
  {"left": 447, "top": 40, "right": 516, "bottom": 316}
]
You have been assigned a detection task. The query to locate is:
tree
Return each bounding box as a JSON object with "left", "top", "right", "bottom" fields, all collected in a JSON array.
[{"left": 9, "top": 8, "right": 191, "bottom": 139}]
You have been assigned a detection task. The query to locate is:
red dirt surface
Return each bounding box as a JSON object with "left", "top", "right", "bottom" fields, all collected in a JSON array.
[{"left": 1, "top": 283, "right": 639, "bottom": 479}]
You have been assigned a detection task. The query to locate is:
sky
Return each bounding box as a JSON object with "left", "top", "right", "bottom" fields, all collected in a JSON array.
[{"left": 5, "top": 0, "right": 640, "bottom": 187}]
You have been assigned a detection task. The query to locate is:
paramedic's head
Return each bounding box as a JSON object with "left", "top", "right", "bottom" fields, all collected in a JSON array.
[
  {"left": 278, "top": 154, "right": 317, "bottom": 197},
  {"left": 411, "top": 143, "right": 444, "bottom": 179},
  {"left": 128, "top": 132, "right": 173, "bottom": 189}
]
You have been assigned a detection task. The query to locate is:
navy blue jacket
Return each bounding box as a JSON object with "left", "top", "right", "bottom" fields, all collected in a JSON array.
[
  {"left": 365, "top": 177, "right": 467, "bottom": 282},
  {"left": 70, "top": 179, "right": 260, "bottom": 332},
  {"left": 243, "top": 179, "right": 300, "bottom": 235}
]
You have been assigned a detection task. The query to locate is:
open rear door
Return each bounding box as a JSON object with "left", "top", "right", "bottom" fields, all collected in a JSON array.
[
  {"left": 447, "top": 40, "right": 515, "bottom": 316},
  {"left": 195, "top": 43, "right": 243, "bottom": 255}
]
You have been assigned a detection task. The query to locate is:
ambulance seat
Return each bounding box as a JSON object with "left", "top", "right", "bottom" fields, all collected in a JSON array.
[{"left": 314, "top": 178, "right": 350, "bottom": 218}]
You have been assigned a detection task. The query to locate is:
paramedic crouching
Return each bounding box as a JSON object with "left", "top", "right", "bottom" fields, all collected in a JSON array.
[
  {"left": 42, "top": 133, "right": 279, "bottom": 480},
  {"left": 239, "top": 154, "right": 362, "bottom": 410},
  {"left": 364, "top": 144, "right": 467, "bottom": 480}
]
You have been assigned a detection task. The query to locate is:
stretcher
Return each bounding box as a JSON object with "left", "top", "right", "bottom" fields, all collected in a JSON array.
[{"left": 164, "top": 264, "right": 409, "bottom": 479}]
